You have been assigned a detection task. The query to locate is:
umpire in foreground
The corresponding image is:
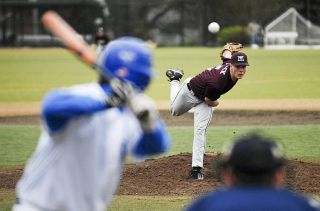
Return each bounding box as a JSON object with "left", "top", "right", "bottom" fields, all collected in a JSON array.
[{"left": 186, "top": 133, "right": 320, "bottom": 211}]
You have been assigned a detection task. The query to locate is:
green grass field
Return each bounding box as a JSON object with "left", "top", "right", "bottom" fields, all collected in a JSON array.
[
  {"left": 0, "top": 48, "right": 319, "bottom": 210},
  {"left": 0, "top": 48, "right": 320, "bottom": 102},
  {"left": 0, "top": 124, "right": 320, "bottom": 210},
  {"left": 1, "top": 125, "right": 320, "bottom": 168}
]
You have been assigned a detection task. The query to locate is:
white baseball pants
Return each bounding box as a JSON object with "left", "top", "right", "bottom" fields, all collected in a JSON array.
[
  {"left": 13, "top": 200, "right": 42, "bottom": 211},
  {"left": 169, "top": 78, "right": 213, "bottom": 168}
]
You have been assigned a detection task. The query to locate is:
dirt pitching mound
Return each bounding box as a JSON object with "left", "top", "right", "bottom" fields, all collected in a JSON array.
[
  {"left": 117, "top": 153, "right": 320, "bottom": 195},
  {"left": 2, "top": 153, "right": 319, "bottom": 195}
]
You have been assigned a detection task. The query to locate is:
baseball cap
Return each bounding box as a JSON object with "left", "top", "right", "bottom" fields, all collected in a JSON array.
[
  {"left": 220, "top": 133, "right": 285, "bottom": 174},
  {"left": 231, "top": 52, "right": 249, "bottom": 66}
]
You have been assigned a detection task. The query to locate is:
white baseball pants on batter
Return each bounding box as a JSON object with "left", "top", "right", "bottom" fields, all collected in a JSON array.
[
  {"left": 13, "top": 200, "right": 42, "bottom": 211},
  {"left": 169, "top": 78, "right": 213, "bottom": 168}
]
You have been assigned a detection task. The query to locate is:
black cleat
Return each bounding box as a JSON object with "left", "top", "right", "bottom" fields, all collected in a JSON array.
[
  {"left": 189, "top": 166, "right": 204, "bottom": 180},
  {"left": 166, "top": 69, "right": 184, "bottom": 81}
]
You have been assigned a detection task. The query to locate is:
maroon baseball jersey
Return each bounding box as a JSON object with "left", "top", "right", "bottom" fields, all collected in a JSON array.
[{"left": 189, "top": 63, "right": 237, "bottom": 101}]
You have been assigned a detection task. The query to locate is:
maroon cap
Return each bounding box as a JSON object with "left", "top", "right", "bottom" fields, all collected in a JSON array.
[{"left": 231, "top": 52, "right": 249, "bottom": 66}]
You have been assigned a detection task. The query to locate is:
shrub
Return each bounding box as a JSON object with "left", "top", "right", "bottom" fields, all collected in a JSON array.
[{"left": 217, "top": 25, "right": 249, "bottom": 46}]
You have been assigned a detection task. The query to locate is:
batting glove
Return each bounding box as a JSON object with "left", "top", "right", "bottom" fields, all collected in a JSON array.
[
  {"left": 104, "top": 93, "right": 125, "bottom": 108},
  {"left": 104, "top": 79, "right": 137, "bottom": 107},
  {"left": 127, "top": 93, "right": 159, "bottom": 132}
]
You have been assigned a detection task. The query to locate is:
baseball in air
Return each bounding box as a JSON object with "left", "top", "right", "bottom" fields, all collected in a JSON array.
[{"left": 208, "top": 22, "right": 220, "bottom": 34}]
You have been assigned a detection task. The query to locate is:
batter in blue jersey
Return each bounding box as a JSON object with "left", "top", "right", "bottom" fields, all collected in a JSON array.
[{"left": 14, "top": 37, "right": 170, "bottom": 211}]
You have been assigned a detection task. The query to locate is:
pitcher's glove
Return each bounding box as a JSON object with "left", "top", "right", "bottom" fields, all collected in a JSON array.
[{"left": 220, "top": 42, "right": 243, "bottom": 60}]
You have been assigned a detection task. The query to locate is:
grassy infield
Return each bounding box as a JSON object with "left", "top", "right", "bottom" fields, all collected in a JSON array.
[{"left": 0, "top": 48, "right": 320, "bottom": 210}]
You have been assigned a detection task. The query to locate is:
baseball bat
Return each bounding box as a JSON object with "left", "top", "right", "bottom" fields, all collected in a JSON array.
[
  {"left": 41, "top": 11, "right": 155, "bottom": 123},
  {"left": 41, "top": 10, "right": 97, "bottom": 67},
  {"left": 41, "top": 11, "right": 137, "bottom": 105}
]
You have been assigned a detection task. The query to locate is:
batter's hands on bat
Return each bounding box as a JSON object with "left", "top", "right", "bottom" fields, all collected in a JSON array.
[
  {"left": 104, "top": 93, "right": 125, "bottom": 108},
  {"left": 127, "top": 93, "right": 159, "bottom": 132},
  {"left": 110, "top": 79, "right": 136, "bottom": 101},
  {"left": 102, "top": 78, "right": 135, "bottom": 107}
]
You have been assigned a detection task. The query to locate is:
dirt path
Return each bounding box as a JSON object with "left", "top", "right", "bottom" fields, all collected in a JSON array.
[
  {"left": 1, "top": 99, "right": 319, "bottom": 126},
  {"left": 1, "top": 99, "right": 320, "bottom": 117},
  {"left": 1, "top": 110, "right": 319, "bottom": 126}
]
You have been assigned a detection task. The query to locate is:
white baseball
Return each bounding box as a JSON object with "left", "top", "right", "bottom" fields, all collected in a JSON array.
[{"left": 208, "top": 22, "right": 220, "bottom": 34}]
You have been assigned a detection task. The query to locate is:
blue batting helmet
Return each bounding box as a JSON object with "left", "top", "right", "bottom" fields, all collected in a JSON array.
[{"left": 97, "top": 37, "right": 154, "bottom": 91}]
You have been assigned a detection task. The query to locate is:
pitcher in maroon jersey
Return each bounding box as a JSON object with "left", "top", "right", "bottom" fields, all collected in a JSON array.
[{"left": 166, "top": 51, "right": 249, "bottom": 180}]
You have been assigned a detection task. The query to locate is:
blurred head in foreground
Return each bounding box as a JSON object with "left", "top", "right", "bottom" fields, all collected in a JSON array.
[
  {"left": 220, "top": 133, "right": 286, "bottom": 187},
  {"left": 186, "top": 133, "right": 320, "bottom": 211}
]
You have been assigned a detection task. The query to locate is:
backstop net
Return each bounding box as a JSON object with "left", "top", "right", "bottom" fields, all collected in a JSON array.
[{"left": 264, "top": 7, "right": 320, "bottom": 49}]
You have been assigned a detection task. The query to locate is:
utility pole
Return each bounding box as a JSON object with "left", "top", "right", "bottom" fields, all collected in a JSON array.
[
  {"left": 306, "top": 0, "right": 310, "bottom": 45},
  {"left": 30, "top": 0, "right": 39, "bottom": 35}
]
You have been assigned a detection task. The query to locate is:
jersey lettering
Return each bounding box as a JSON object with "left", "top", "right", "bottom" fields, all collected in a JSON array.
[{"left": 220, "top": 66, "right": 228, "bottom": 75}]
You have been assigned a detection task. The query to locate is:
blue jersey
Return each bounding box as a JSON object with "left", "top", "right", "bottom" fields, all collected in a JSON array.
[
  {"left": 15, "top": 82, "right": 170, "bottom": 211},
  {"left": 187, "top": 187, "right": 319, "bottom": 211}
]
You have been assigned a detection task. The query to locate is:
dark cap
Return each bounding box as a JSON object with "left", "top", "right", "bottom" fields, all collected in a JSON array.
[
  {"left": 220, "top": 133, "right": 285, "bottom": 174},
  {"left": 231, "top": 52, "right": 249, "bottom": 66}
]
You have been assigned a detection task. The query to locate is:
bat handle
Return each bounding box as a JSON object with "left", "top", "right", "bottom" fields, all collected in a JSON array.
[{"left": 75, "top": 46, "right": 96, "bottom": 66}]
